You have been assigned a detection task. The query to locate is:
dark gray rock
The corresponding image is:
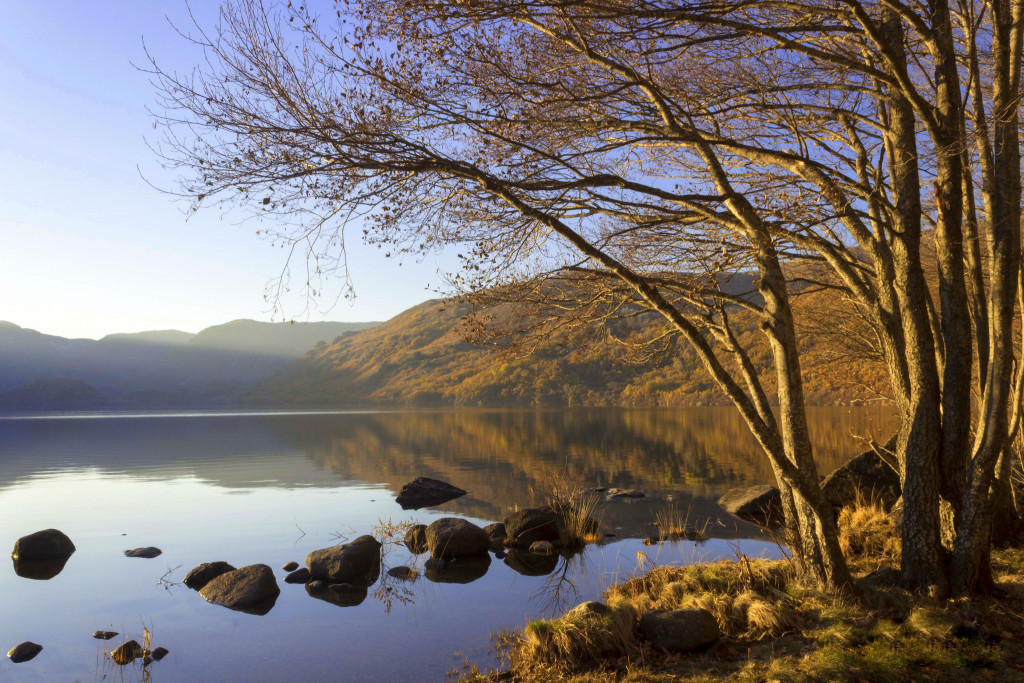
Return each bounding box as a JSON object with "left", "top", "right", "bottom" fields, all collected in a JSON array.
[
  {"left": 395, "top": 477, "right": 467, "bottom": 509},
  {"left": 306, "top": 535, "right": 382, "bottom": 583},
  {"left": 306, "top": 579, "right": 368, "bottom": 607},
  {"left": 530, "top": 540, "right": 555, "bottom": 554},
  {"left": 282, "top": 561, "right": 299, "bottom": 572},
  {"left": 12, "top": 529, "right": 75, "bottom": 562},
  {"left": 821, "top": 448, "right": 900, "bottom": 511},
  {"left": 284, "top": 567, "right": 310, "bottom": 584},
  {"left": 183, "top": 562, "right": 236, "bottom": 591},
  {"left": 151, "top": 646, "right": 169, "bottom": 661},
  {"left": 483, "top": 523, "right": 506, "bottom": 549},
  {"left": 198, "top": 564, "right": 280, "bottom": 614},
  {"left": 425, "top": 518, "right": 490, "bottom": 559},
  {"left": 424, "top": 557, "right": 446, "bottom": 572},
  {"left": 111, "top": 640, "right": 143, "bottom": 665},
  {"left": 7, "top": 642, "right": 42, "bottom": 663},
  {"left": 504, "top": 506, "right": 562, "bottom": 547},
  {"left": 640, "top": 609, "right": 721, "bottom": 651},
  {"left": 124, "top": 547, "right": 162, "bottom": 559},
  {"left": 404, "top": 524, "right": 428, "bottom": 554},
  {"left": 717, "top": 485, "right": 784, "bottom": 529},
  {"left": 424, "top": 554, "right": 490, "bottom": 584},
  {"left": 387, "top": 566, "right": 419, "bottom": 580},
  {"left": 92, "top": 631, "right": 118, "bottom": 640}
]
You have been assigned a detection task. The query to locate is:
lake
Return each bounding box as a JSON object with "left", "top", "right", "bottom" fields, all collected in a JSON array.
[{"left": 0, "top": 407, "right": 896, "bottom": 682}]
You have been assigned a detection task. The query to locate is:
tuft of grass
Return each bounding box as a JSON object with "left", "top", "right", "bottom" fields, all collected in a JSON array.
[
  {"left": 654, "top": 504, "right": 710, "bottom": 542},
  {"left": 520, "top": 601, "right": 637, "bottom": 669},
  {"left": 837, "top": 495, "right": 900, "bottom": 568}
]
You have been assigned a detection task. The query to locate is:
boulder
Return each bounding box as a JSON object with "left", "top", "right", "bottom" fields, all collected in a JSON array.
[
  {"left": 404, "top": 524, "right": 428, "bottom": 554},
  {"left": 504, "top": 506, "right": 562, "bottom": 547},
  {"left": 717, "top": 485, "right": 784, "bottom": 529},
  {"left": 11, "top": 529, "right": 75, "bottom": 562},
  {"left": 424, "top": 554, "right": 491, "bottom": 584},
  {"left": 92, "top": 631, "right": 118, "bottom": 640},
  {"left": 425, "top": 518, "right": 490, "bottom": 560},
  {"left": 284, "top": 567, "right": 311, "bottom": 584},
  {"left": 282, "top": 561, "right": 299, "bottom": 572},
  {"left": 821, "top": 449, "right": 900, "bottom": 511},
  {"left": 306, "top": 535, "right": 382, "bottom": 583},
  {"left": 483, "top": 523, "right": 506, "bottom": 549},
  {"left": 7, "top": 642, "right": 42, "bottom": 663},
  {"left": 124, "top": 547, "right": 162, "bottom": 559},
  {"left": 640, "top": 609, "right": 721, "bottom": 651},
  {"left": 183, "top": 562, "right": 236, "bottom": 591},
  {"left": 199, "top": 564, "right": 280, "bottom": 615},
  {"left": 395, "top": 477, "right": 467, "bottom": 509},
  {"left": 111, "top": 640, "right": 143, "bottom": 665}
]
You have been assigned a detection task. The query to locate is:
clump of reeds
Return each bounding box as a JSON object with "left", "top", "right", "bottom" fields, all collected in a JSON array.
[
  {"left": 527, "top": 467, "right": 605, "bottom": 548},
  {"left": 653, "top": 504, "right": 710, "bottom": 542}
]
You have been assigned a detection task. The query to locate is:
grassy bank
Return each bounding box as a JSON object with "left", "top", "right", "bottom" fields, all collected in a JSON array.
[{"left": 461, "top": 502, "right": 1024, "bottom": 682}]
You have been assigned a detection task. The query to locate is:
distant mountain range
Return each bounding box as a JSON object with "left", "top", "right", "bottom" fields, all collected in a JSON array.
[{"left": 0, "top": 319, "right": 380, "bottom": 410}]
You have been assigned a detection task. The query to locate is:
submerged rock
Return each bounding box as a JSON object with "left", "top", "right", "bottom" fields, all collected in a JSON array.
[
  {"left": 124, "top": 547, "right": 162, "bottom": 559},
  {"left": 425, "top": 518, "right": 490, "bottom": 559},
  {"left": 503, "top": 548, "right": 559, "bottom": 577},
  {"left": 92, "top": 631, "right": 118, "bottom": 640},
  {"left": 395, "top": 477, "right": 467, "bottom": 509},
  {"left": 640, "top": 608, "right": 721, "bottom": 651},
  {"left": 306, "top": 579, "right": 369, "bottom": 607},
  {"left": 151, "top": 646, "right": 170, "bottom": 661},
  {"left": 199, "top": 564, "right": 280, "bottom": 615},
  {"left": 403, "top": 525, "right": 428, "bottom": 554},
  {"left": 7, "top": 642, "right": 42, "bottom": 663},
  {"left": 387, "top": 566, "right": 419, "bottom": 581},
  {"left": 183, "top": 562, "right": 236, "bottom": 591},
  {"left": 111, "top": 640, "right": 143, "bottom": 665},
  {"left": 12, "top": 556, "right": 72, "bottom": 581},
  {"left": 12, "top": 529, "right": 75, "bottom": 563},
  {"left": 306, "top": 535, "right": 382, "bottom": 583},
  {"left": 717, "top": 485, "right": 784, "bottom": 529},
  {"left": 284, "top": 567, "right": 311, "bottom": 584}
]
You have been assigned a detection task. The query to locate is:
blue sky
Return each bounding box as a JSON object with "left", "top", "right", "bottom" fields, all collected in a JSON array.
[{"left": 0, "top": 1, "right": 450, "bottom": 339}]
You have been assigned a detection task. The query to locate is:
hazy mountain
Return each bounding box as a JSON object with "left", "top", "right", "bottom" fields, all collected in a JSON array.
[{"left": 0, "top": 319, "right": 380, "bottom": 410}]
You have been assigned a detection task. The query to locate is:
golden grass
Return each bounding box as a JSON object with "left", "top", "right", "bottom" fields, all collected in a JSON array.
[
  {"left": 837, "top": 495, "right": 900, "bottom": 568},
  {"left": 653, "top": 504, "right": 710, "bottom": 542}
]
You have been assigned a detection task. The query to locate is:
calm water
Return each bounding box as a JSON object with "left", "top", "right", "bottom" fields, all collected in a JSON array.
[{"left": 0, "top": 407, "right": 895, "bottom": 682}]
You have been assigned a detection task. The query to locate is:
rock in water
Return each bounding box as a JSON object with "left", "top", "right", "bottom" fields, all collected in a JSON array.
[
  {"left": 124, "top": 547, "right": 162, "bottom": 559},
  {"left": 387, "top": 566, "right": 418, "bottom": 580},
  {"left": 483, "top": 523, "right": 506, "bottom": 549},
  {"left": 640, "top": 609, "right": 721, "bottom": 651},
  {"left": 282, "top": 561, "right": 299, "bottom": 572},
  {"left": 821, "top": 448, "right": 900, "bottom": 511},
  {"left": 503, "top": 506, "right": 562, "bottom": 547},
  {"left": 717, "top": 485, "right": 784, "bottom": 529},
  {"left": 199, "top": 564, "right": 280, "bottom": 614},
  {"left": 395, "top": 477, "right": 467, "bottom": 509},
  {"left": 284, "top": 567, "right": 311, "bottom": 584},
  {"left": 111, "top": 640, "right": 143, "bottom": 665},
  {"left": 306, "top": 535, "right": 382, "bottom": 583},
  {"left": 92, "top": 631, "right": 118, "bottom": 640},
  {"left": 7, "top": 642, "right": 42, "bottom": 663},
  {"left": 425, "top": 518, "right": 490, "bottom": 559},
  {"left": 11, "top": 529, "right": 75, "bottom": 562},
  {"left": 403, "top": 524, "right": 428, "bottom": 554},
  {"left": 184, "top": 562, "right": 236, "bottom": 590},
  {"left": 605, "top": 488, "right": 646, "bottom": 499},
  {"left": 424, "top": 554, "right": 490, "bottom": 584},
  {"left": 151, "top": 646, "right": 170, "bottom": 661}
]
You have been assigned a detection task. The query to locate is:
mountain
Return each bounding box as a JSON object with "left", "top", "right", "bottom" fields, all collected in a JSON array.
[
  {"left": 0, "top": 319, "right": 381, "bottom": 411},
  {"left": 249, "top": 293, "right": 890, "bottom": 408}
]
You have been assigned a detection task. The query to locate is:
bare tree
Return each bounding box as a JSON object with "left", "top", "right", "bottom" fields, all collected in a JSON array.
[{"left": 147, "top": 0, "right": 1023, "bottom": 595}]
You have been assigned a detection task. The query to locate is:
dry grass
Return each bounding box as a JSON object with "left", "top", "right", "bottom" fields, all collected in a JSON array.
[
  {"left": 462, "top": 500, "right": 1024, "bottom": 682},
  {"left": 527, "top": 466, "right": 606, "bottom": 548},
  {"left": 653, "top": 504, "right": 710, "bottom": 542}
]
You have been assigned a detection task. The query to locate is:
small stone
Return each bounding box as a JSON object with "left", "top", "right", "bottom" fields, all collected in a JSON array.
[
  {"left": 111, "top": 640, "right": 143, "bottom": 665},
  {"left": 124, "top": 547, "right": 162, "bottom": 559},
  {"left": 387, "top": 566, "right": 418, "bottom": 580},
  {"left": 7, "top": 642, "right": 42, "bottom": 663},
  {"left": 92, "top": 631, "right": 118, "bottom": 640},
  {"left": 282, "top": 561, "right": 299, "bottom": 572},
  {"left": 529, "top": 540, "right": 555, "bottom": 554},
  {"left": 284, "top": 567, "right": 310, "bottom": 584},
  {"left": 151, "top": 646, "right": 169, "bottom": 661}
]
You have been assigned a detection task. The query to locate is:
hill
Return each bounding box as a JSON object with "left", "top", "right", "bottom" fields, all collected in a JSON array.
[
  {"left": 0, "top": 319, "right": 381, "bottom": 410},
  {"left": 249, "top": 294, "right": 891, "bottom": 408}
]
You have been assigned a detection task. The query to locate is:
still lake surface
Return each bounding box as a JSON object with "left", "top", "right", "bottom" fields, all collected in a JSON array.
[{"left": 0, "top": 407, "right": 896, "bottom": 682}]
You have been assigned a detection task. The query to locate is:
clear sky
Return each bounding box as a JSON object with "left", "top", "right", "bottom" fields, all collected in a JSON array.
[{"left": 0, "top": 1, "right": 451, "bottom": 340}]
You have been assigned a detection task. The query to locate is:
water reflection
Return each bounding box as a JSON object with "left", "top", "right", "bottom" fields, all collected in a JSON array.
[{"left": 11, "top": 555, "right": 72, "bottom": 580}]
